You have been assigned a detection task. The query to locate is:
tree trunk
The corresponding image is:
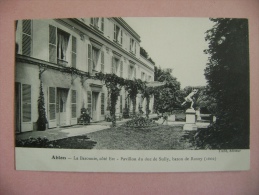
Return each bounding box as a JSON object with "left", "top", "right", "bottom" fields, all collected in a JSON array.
[
  {"left": 110, "top": 91, "right": 118, "bottom": 127},
  {"left": 146, "top": 96, "right": 150, "bottom": 118}
]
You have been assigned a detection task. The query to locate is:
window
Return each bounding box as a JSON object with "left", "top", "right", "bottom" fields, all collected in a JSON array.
[
  {"left": 114, "top": 24, "right": 123, "bottom": 44},
  {"left": 141, "top": 72, "right": 145, "bottom": 81},
  {"left": 22, "top": 20, "right": 32, "bottom": 56},
  {"left": 128, "top": 65, "right": 135, "bottom": 80},
  {"left": 130, "top": 38, "right": 136, "bottom": 54},
  {"left": 92, "top": 47, "right": 99, "bottom": 71},
  {"left": 49, "top": 26, "right": 73, "bottom": 67},
  {"left": 111, "top": 57, "right": 119, "bottom": 74},
  {"left": 148, "top": 75, "right": 152, "bottom": 82},
  {"left": 91, "top": 18, "right": 104, "bottom": 31},
  {"left": 57, "top": 29, "right": 70, "bottom": 64},
  {"left": 71, "top": 90, "right": 77, "bottom": 118},
  {"left": 101, "top": 93, "right": 105, "bottom": 115}
]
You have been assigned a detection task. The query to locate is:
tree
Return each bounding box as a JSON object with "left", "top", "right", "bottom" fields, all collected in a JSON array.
[
  {"left": 95, "top": 73, "right": 125, "bottom": 127},
  {"left": 196, "top": 18, "right": 249, "bottom": 149},
  {"left": 124, "top": 79, "right": 145, "bottom": 115},
  {"left": 153, "top": 66, "right": 181, "bottom": 114}
]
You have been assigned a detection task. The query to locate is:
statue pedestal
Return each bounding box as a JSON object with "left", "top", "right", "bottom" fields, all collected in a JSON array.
[{"left": 183, "top": 108, "right": 197, "bottom": 131}]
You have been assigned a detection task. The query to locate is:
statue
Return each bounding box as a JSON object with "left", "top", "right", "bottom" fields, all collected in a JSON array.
[{"left": 181, "top": 89, "right": 198, "bottom": 109}]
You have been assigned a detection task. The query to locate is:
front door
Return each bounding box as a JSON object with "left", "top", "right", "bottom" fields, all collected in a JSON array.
[
  {"left": 92, "top": 92, "right": 99, "bottom": 121},
  {"left": 56, "top": 88, "right": 69, "bottom": 126}
]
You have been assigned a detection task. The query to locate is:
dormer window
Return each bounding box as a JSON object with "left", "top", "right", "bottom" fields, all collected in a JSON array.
[
  {"left": 90, "top": 18, "right": 104, "bottom": 31},
  {"left": 114, "top": 23, "right": 123, "bottom": 45}
]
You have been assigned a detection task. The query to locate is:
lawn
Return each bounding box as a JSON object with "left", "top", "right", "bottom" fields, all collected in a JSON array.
[{"left": 50, "top": 125, "right": 196, "bottom": 150}]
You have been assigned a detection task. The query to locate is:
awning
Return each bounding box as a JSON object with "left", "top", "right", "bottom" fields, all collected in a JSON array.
[{"left": 90, "top": 83, "right": 103, "bottom": 92}]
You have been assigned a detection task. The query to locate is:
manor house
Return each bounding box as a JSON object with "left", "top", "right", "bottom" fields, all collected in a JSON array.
[{"left": 15, "top": 18, "right": 154, "bottom": 133}]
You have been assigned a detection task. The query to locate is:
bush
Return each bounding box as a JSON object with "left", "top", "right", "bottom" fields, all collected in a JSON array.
[
  {"left": 124, "top": 115, "right": 158, "bottom": 128},
  {"left": 16, "top": 137, "right": 60, "bottom": 148}
]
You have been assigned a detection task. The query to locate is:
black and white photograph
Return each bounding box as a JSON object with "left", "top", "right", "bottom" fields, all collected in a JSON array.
[{"left": 15, "top": 17, "right": 250, "bottom": 172}]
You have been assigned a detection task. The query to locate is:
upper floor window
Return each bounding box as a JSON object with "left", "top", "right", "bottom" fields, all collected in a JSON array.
[
  {"left": 130, "top": 38, "right": 136, "bottom": 54},
  {"left": 148, "top": 75, "right": 152, "bottom": 82},
  {"left": 91, "top": 18, "right": 104, "bottom": 32},
  {"left": 141, "top": 72, "right": 145, "bottom": 81},
  {"left": 92, "top": 47, "right": 100, "bottom": 71},
  {"left": 112, "top": 57, "right": 120, "bottom": 74},
  {"left": 114, "top": 24, "right": 123, "bottom": 45},
  {"left": 22, "top": 20, "right": 32, "bottom": 56},
  {"left": 128, "top": 65, "right": 136, "bottom": 80},
  {"left": 49, "top": 25, "right": 76, "bottom": 67},
  {"left": 57, "top": 29, "right": 70, "bottom": 65}
]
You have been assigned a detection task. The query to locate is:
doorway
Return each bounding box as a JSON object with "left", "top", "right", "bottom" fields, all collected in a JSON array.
[
  {"left": 92, "top": 92, "right": 99, "bottom": 121},
  {"left": 56, "top": 88, "right": 69, "bottom": 126}
]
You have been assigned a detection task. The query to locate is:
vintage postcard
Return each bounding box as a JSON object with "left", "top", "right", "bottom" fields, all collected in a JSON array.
[{"left": 15, "top": 17, "right": 250, "bottom": 172}]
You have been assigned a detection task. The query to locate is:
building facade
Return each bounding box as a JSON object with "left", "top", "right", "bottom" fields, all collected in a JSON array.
[{"left": 15, "top": 18, "right": 154, "bottom": 133}]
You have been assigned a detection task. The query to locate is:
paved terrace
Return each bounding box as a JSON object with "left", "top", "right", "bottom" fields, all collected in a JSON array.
[{"left": 16, "top": 114, "right": 210, "bottom": 141}]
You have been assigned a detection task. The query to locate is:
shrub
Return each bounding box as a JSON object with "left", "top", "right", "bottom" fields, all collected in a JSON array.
[
  {"left": 124, "top": 115, "right": 158, "bottom": 128},
  {"left": 16, "top": 137, "right": 60, "bottom": 148}
]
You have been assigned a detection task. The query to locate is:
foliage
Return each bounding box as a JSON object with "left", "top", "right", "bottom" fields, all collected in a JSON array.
[
  {"left": 124, "top": 79, "right": 145, "bottom": 115},
  {"left": 148, "top": 57, "right": 155, "bottom": 65},
  {"left": 124, "top": 114, "right": 158, "bottom": 128},
  {"left": 95, "top": 72, "right": 125, "bottom": 127},
  {"left": 78, "top": 107, "right": 91, "bottom": 124},
  {"left": 140, "top": 47, "right": 149, "bottom": 59},
  {"left": 16, "top": 137, "right": 60, "bottom": 148},
  {"left": 36, "top": 80, "right": 48, "bottom": 130},
  {"left": 153, "top": 66, "right": 181, "bottom": 114},
  {"left": 195, "top": 18, "right": 249, "bottom": 149}
]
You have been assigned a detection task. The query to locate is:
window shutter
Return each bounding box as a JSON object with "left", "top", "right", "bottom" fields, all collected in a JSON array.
[
  {"left": 49, "top": 87, "right": 56, "bottom": 120},
  {"left": 121, "top": 30, "right": 123, "bottom": 44},
  {"left": 114, "top": 24, "right": 116, "bottom": 40},
  {"left": 128, "top": 65, "right": 131, "bottom": 79},
  {"left": 22, "top": 84, "right": 31, "bottom": 122},
  {"left": 22, "top": 20, "right": 32, "bottom": 56},
  {"left": 101, "top": 93, "right": 105, "bottom": 115},
  {"left": 111, "top": 56, "right": 114, "bottom": 74},
  {"left": 101, "top": 18, "right": 104, "bottom": 31},
  {"left": 120, "top": 61, "right": 123, "bottom": 77},
  {"left": 90, "top": 18, "right": 94, "bottom": 25},
  {"left": 71, "top": 90, "right": 77, "bottom": 118},
  {"left": 72, "top": 36, "right": 77, "bottom": 68},
  {"left": 49, "top": 25, "right": 57, "bottom": 63},
  {"left": 101, "top": 51, "right": 104, "bottom": 73},
  {"left": 87, "top": 91, "right": 92, "bottom": 116},
  {"left": 88, "top": 44, "right": 92, "bottom": 74},
  {"left": 130, "top": 39, "right": 132, "bottom": 51},
  {"left": 120, "top": 95, "right": 122, "bottom": 113},
  {"left": 134, "top": 67, "right": 136, "bottom": 79},
  {"left": 135, "top": 42, "right": 136, "bottom": 54}
]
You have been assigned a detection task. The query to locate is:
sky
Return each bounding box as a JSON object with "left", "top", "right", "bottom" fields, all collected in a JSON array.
[{"left": 123, "top": 17, "right": 214, "bottom": 89}]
